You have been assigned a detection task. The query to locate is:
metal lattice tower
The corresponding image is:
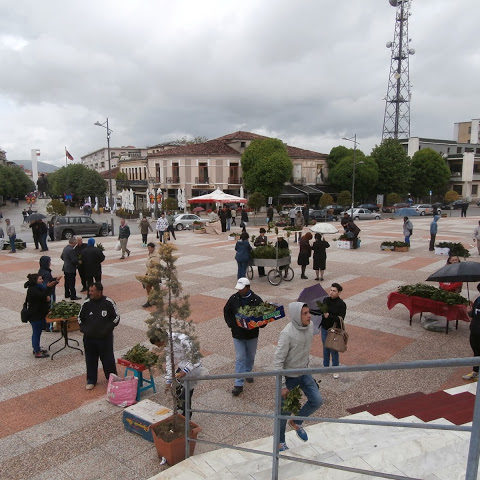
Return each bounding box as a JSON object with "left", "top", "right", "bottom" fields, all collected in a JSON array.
[{"left": 382, "top": 0, "right": 415, "bottom": 140}]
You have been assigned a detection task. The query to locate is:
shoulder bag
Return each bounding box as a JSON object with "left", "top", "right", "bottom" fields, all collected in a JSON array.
[
  {"left": 325, "top": 316, "right": 348, "bottom": 353},
  {"left": 21, "top": 300, "right": 29, "bottom": 323}
]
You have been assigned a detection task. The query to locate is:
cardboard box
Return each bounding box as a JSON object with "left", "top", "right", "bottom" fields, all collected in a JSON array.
[
  {"left": 235, "top": 304, "right": 285, "bottom": 329},
  {"left": 123, "top": 399, "right": 173, "bottom": 442}
]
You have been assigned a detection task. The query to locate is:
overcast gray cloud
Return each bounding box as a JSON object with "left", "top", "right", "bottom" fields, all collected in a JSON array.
[{"left": 0, "top": 0, "right": 478, "bottom": 165}]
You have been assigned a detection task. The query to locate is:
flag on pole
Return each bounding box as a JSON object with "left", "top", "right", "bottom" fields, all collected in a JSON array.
[{"left": 65, "top": 148, "right": 74, "bottom": 161}]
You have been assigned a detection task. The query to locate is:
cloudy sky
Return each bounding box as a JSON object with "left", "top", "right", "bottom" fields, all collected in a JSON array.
[{"left": 0, "top": 0, "right": 478, "bottom": 165}]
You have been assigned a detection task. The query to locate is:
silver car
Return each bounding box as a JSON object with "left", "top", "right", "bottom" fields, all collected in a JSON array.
[
  {"left": 340, "top": 208, "right": 381, "bottom": 220},
  {"left": 173, "top": 214, "right": 206, "bottom": 230}
]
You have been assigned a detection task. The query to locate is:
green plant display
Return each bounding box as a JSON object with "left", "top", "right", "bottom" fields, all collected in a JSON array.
[
  {"left": 397, "top": 284, "right": 468, "bottom": 305},
  {"left": 96, "top": 242, "right": 105, "bottom": 251},
  {"left": 122, "top": 343, "right": 158, "bottom": 367},
  {"left": 284, "top": 385, "right": 302, "bottom": 415},
  {"left": 251, "top": 245, "right": 290, "bottom": 259},
  {"left": 3, "top": 238, "right": 26, "bottom": 250},
  {"left": 238, "top": 302, "right": 279, "bottom": 318},
  {"left": 49, "top": 301, "right": 82, "bottom": 318},
  {"left": 283, "top": 226, "right": 303, "bottom": 231},
  {"left": 381, "top": 241, "right": 408, "bottom": 247},
  {"left": 435, "top": 242, "right": 470, "bottom": 258}
]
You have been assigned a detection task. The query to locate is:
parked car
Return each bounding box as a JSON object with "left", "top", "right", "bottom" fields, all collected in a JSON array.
[
  {"left": 411, "top": 204, "right": 436, "bottom": 216},
  {"left": 310, "top": 209, "right": 338, "bottom": 222},
  {"left": 340, "top": 208, "right": 381, "bottom": 220},
  {"left": 173, "top": 213, "right": 207, "bottom": 230},
  {"left": 357, "top": 203, "right": 380, "bottom": 212},
  {"left": 52, "top": 215, "right": 110, "bottom": 240},
  {"left": 323, "top": 204, "right": 345, "bottom": 215},
  {"left": 280, "top": 205, "right": 305, "bottom": 216},
  {"left": 444, "top": 199, "right": 468, "bottom": 209}
]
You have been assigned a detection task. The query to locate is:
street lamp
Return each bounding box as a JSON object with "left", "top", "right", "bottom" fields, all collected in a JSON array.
[
  {"left": 94, "top": 118, "right": 113, "bottom": 212},
  {"left": 342, "top": 134, "right": 362, "bottom": 215}
]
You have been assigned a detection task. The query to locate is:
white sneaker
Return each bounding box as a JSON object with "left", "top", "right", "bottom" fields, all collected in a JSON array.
[
  {"left": 333, "top": 373, "right": 339, "bottom": 379},
  {"left": 86, "top": 384, "right": 95, "bottom": 390},
  {"left": 462, "top": 372, "right": 478, "bottom": 381}
]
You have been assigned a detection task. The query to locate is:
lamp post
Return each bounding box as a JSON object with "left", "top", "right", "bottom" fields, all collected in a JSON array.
[
  {"left": 94, "top": 118, "right": 113, "bottom": 213},
  {"left": 342, "top": 134, "right": 361, "bottom": 216}
]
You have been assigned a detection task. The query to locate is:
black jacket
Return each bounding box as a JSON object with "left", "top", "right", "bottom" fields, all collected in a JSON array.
[
  {"left": 78, "top": 295, "right": 120, "bottom": 339},
  {"left": 38, "top": 255, "right": 58, "bottom": 295},
  {"left": 224, "top": 290, "right": 263, "bottom": 340},
  {"left": 81, "top": 245, "right": 105, "bottom": 276},
  {"left": 322, "top": 296, "right": 347, "bottom": 330},
  {"left": 24, "top": 281, "right": 50, "bottom": 322},
  {"left": 469, "top": 297, "right": 480, "bottom": 336}
]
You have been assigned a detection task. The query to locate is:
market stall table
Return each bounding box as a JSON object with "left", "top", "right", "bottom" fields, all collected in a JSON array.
[
  {"left": 387, "top": 292, "right": 470, "bottom": 334},
  {"left": 46, "top": 316, "right": 84, "bottom": 359}
]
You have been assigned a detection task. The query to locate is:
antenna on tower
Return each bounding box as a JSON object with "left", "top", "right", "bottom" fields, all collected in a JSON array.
[{"left": 382, "top": 0, "right": 414, "bottom": 140}]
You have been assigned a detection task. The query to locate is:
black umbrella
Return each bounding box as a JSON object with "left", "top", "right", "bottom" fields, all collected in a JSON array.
[
  {"left": 28, "top": 213, "right": 46, "bottom": 222},
  {"left": 426, "top": 261, "right": 480, "bottom": 300}
]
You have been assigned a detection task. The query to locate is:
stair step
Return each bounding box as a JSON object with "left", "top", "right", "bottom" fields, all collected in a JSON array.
[
  {"left": 387, "top": 391, "right": 452, "bottom": 419},
  {"left": 347, "top": 392, "right": 425, "bottom": 416}
]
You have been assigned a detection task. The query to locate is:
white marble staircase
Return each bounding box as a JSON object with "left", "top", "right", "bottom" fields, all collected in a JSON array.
[{"left": 150, "top": 384, "right": 478, "bottom": 480}]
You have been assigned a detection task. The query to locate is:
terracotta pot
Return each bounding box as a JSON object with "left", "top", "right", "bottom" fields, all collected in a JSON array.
[
  {"left": 394, "top": 246, "right": 409, "bottom": 252},
  {"left": 150, "top": 414, "right": 201, "bottom": 465}
]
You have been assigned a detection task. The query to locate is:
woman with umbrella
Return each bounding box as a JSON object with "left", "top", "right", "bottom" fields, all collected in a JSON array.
[{"left": 312, "top": 233, "right": 330, "bottom": 281}]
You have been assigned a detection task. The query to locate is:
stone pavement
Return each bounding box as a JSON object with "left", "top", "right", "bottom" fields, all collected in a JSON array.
[{"left": 0, "top": 214, "right": 479, "bottom": 479}]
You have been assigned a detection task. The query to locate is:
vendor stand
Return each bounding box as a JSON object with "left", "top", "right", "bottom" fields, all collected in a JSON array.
[{"left": 46, "top": 315, "right": 83, "bottom": 359}]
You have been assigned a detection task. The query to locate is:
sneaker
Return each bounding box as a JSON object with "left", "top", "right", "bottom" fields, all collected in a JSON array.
[
  {"left": 333, "top": 373, "right": 339, "bottom": 379},
  {"left": 85, "top": 384, "right": 95, "bottom": 390},
  {"left": 246, "top": 377, "right": 254, "bottom": 383},
  {"left": 231, "top": 386, "right": 243, "bottom": 396},
  {"left": 288, "top": 420, "right": 308, "bottom": 441},
  {"left": 462, "top": 371, "right": 479, "bottom": 381},
  {"left": 278, "top": 442, "right": 289, "bottom": 452},
  {"left": 34, "top": 351, "right": 49, "bottom": 358}
]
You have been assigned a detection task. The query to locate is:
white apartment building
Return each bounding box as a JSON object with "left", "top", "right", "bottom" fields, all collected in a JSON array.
[{"left": 81, "top": 146, "right": 148, "bottom": 173}]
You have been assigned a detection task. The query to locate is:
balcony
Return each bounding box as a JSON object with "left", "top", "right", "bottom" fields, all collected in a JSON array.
[
  {"left": 194, "top": 177, "right": 210, "bottom": 184},
  {"left": 116, "top": 179, "right": 147, "bottom": 188},
  {"left": 228, "top": 176, "right": 242, "bottom": 185},
  {"left": 293, "top": 177, "right": 306, "bottom": 185},
  {"left": 166, "top": 176, "right": 180, "bottom": 184},
  {"left": 450, "top": 172, "right": 462, "bottom": 179}
]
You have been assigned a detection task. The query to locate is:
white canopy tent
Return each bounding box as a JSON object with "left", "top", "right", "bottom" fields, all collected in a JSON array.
[{"left": 188, "top": 188, "right": 247, "bottom": 205}]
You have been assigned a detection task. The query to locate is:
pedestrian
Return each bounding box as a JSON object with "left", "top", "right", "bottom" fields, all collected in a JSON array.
[
  {"left": 0, "top": 223, "right": 4, "bottom": 251},
  {"left": 266, "top": 205, "right": 274, "bottom": 225},
  {"left": 320, "top": 283, "right": 347, "bottom": 377},
  {"left": 439, "top": 255, "right": 462, "bottom": 294},
  {"left": 149, "top": 330, "right": 207, "bottom": 416},
  {"left": 273, "top": 302, "right": 323, "bottom": 452},
  {"left": 38, "top": 255, "right": 61, "bottom": 305},
  {"left": 275, "top": 235, "right": 290, "bottom": 278},
  {"left": 48, "top": 218, "right": 55, "bottom": 242},
  {"left": 156, "top": 212, "right": 168, "bottom": 243},
  {"left": 82, "top": 238, "right": 105, "bottom": 295},
  {"left": 38, "top": 220, "right": 48, "bottom": 251},
  {"left": 223, "top": 277, "right": 263, "bottom": 396},
  {"left": 22, "top": 209, "right": 28, "bottom": 223},
  {"left": 139, "top": 217, "right": 153, "bottom": 247},
  {"left": 61, "top": 237, "right": 81, "bottom": 300},
  {"left": 30, "top": 219, "right": 41, "bottom": 250},
  {"left": 219, "top": 207, "right": 227, "bottom": 232},
  {"left": 473, "top": 221, "right": 480, "bottom": 255},
  {"left": 297, "top": 232, "right": 312, "bottom": 279},
  {"left": 289, "top": 207, "right": 296, "bottom": 226},
  {"left": 302, "top": 204, "right": 310, "bottom": 226},
  {"left": 118, "top": 218, "right": 131, "bottom": 259},
  {"left": 429, "top": 215, "right": 440, "bottom": 251},
  {"left": 24, "top": 273, "right": 53, "bottom": 358},
  {"left": 240, "top": 206, "right": 249, "bottom": 230},
  {"left": 234, "top": 231, "right": 252, "bottom": 279},
  {"left": 295, "top": 210, "right": 304, "bottom": 229},
  {"left": 225, "top": 205, "right": 232, "bottom": 231},
  {"left": 75, "top": 236, "right": 88, "bottom": 292},
  {"left": 461, "top": 202, "right": 469, "bottom": 218},
  {"left": 140, "top": 242, "right": 160, "bottom": 308},
  {"left": 253, "top": 228, "right": 268, "bottom": 277},
  {"left": 341, "top": 212, "right": 352, "bottom": 231},
  {"left": 231, "top": 208, "right": 237, "bottom": 226},
  {"left": 403, "top": 216, "right": 413, "bottom": 247},
  {"left": 78, "top": 282, "right": 120, "bottom": 390},
  {"left": 312, "top": 233, "right": 329, "bottom": 281},
  {"left": 5, "top": 218, "right": 16, "bottom": 253},
  {"left": 166, "top": 211, "right": 177, "bottom": 240}
]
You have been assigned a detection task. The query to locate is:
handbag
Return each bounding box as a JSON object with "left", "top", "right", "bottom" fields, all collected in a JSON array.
[
  {"left": 325, "top": 316, "right": 348, "bottom": 353},
  {"left": 21, "top": 300, "right": 29, "bottom": 323},
  {"left": 115, "top": 240, "right": 122, "bottom": 251},
  {"left": 106, "top": 374, "right": 138, "bottom": 407}
]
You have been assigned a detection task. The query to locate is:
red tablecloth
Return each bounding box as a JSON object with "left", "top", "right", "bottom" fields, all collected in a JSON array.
[{"left": 387, "top": 292, "right": 470, "bottom": 324}]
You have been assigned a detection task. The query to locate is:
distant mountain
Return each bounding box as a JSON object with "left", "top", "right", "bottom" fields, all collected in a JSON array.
[{"left": 12, "top": 160, "right": 59, "bottom": 173}]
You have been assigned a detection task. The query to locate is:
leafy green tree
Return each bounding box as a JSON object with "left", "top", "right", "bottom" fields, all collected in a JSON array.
[
  {"left": 386, "top": 192, "right": 401, "bottom": 205},
  {"left": 319, "top": 193, "right": 334, "bottom": 207},
  {"left": 410, "top": 149, "right": 451, "bottom": 198},
  {"left": 241, "top": 139, "right": 293, "bottom": 198},
  {"left": 163, "top": 197, "right": 178, "bottom": 211},
  {"left": 248, "top": 192, "right": 265, "bottom": 214},
  {"left": 370, "top": 139, "right": 411, "bottom": 195},
  {"left": 116, "top": 171, "right": 128, "bottom": 181},
  {"left": 46, "top": 199, "right": 67, "bottom": 216},
  {"left": 47, "top": 164, "right": 106, "bottom": 201},
  {"left": 327, "top": 145, "right": 352, "bottom": 171},
  {"left": 444, "top": 190, "right": 459, "bottom": 203},
  {"left": 328, "top": 154, "right": 378, "bottom": 202},
  {"left": 337, "top": 190, "right": 352, "bottom": 207},
  {"left": 0, "top": 165, "right": 35, "bottom": 198}
]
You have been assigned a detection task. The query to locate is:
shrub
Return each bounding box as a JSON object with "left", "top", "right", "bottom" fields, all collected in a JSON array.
[
  {"left": 386, "top": 192, "right": 401, "bottom": 205},
  {"left": 46, "top": 199, "right": 67, "bottom": 216},
  {"left": 444, "top": 190, "right": 460, "bottom": 203},
  {"left": 319, "top": 193, "right": 334, "bottom": 208}
]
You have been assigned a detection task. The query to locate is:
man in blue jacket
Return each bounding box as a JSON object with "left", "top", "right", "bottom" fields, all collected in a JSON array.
[{"left": 429, "top": 215, "right": 440, "bottom": 251}]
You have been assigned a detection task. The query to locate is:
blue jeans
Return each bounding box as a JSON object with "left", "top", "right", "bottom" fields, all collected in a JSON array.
[
  {"left": 40, "top": 233, "right": 48, "bottom": 250},
  {"left": 31, "top": 318, "right": 46, "bottom": 352},
  {"left": 321, "top": 326, "right": 339, "bottom": 367},
  {"left": 9, "top": 235, "right": 16, "bottom": 252},
  {"left": 237, "top": 260, "right": 248, "bottom": 279},
  {"left": 404, "top": 235, "right": 411, "bottom": 246},
  {"left": 233, "top": 337, "right": 258, "bottom": 387},
  {"left": 226, "top": 219, "right": 231, "bottom": 231},
  {"left": 280, "top": 375, "right": 323, "bottom": 443}
]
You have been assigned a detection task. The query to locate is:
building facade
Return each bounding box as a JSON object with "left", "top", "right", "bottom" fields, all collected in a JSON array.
[{"left": 81, "top": 146, "right": 148, "bottom": 173}]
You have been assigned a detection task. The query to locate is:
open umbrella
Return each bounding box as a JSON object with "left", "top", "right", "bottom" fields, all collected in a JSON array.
[
  {"left": 193, "top": 206, "right": 204, "bottom": 213},
  {"left": 28, "top": 213, "right": 46, "bottom": 222},
  {"left": 394, "top": 207, "right": 419, "bottom": 217},
  {"left": 309, "top": 223, "right": 338, "bottom": 235},
  {"left": 426, "top": 261, "right": 480, "bottom": 300},
  {"left": 298, "top": 284, "right": 328, "bottom": 334}
]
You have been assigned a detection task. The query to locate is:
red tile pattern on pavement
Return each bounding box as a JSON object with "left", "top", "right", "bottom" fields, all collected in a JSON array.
[
  {"left": 392, "top": 257, "right": 439, "bottom": 270},
  {"left": 340, "top": 276, "right": 386, "bottom": 298},
  {"left": 188, "top": 294, "right": 226, "bottom": 323}
]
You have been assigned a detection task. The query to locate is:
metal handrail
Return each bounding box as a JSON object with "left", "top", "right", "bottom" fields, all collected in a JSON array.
[{"left": 183, "top": 357, "right": 480, "bottom": 480}]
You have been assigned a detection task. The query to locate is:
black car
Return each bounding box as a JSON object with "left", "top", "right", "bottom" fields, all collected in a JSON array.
[
  {"left": 357, "top": 203, "right": 380, "bottom": 212},
  {"left": 310, "top": 209, "right": 338, "bottom": 222}
]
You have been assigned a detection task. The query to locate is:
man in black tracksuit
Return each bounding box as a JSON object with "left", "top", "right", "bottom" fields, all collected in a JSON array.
[{"left": 78, "top": 282, "right": 120, "bottom": 390}]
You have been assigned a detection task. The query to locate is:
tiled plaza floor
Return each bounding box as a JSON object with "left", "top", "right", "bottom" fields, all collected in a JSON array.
[{"left": 1, "top": 212, "right": 479, "bottom": 479}]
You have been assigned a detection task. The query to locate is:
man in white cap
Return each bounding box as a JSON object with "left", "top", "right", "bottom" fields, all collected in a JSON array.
[{"left": 223, "top": 277, "right": 264, "bottom": 396}]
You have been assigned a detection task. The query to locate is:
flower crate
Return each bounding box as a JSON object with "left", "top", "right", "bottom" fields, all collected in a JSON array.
[
  {"left": 235, "top": 304, "right": 285, "bottom": 329},
  {"left": 337, "top": 240, "right": 360, "bottom": 249},
  {"left": 394, "top": 246, "right": 409, "bottom": 252},
  {"left": 381, "top": 245, "right": 394, "bottom": 251},
  {"left": 435, "top": 247, "right": 450, "bottom": 255},
  {"left": 118, "top": 357, "right": 148, "bottom": 372},
  {"left": 251, "top": 256, "right": 291, "bottom": 268}
]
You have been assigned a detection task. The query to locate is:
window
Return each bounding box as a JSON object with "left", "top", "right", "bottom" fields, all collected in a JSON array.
[
  {"left": 472, "top": 185, "right": 478, "bottom": 196},
  {"left": 81, "top": 217, "right": 93, "bottom": 224},
  {"left": 240, "top": 141, "right": 246, "bottom": 148},
  {"left": 155, "top": 163, "right": 160, "bottom": 182},
  {"left": 229, "top": 163, "right": 239, "bottom": 183},
  {"left": 172, "top": 162, "right": 180, "bottom": 182},
  {"left": 199, "top": 162, "right": 208, "bottom": 183},
  {"left": 457, "top": 147, "right": 463, "bottom": 154}
]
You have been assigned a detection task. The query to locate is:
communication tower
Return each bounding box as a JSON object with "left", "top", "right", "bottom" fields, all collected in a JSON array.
[{"left": 382, "top": 0, "right": 415, "bottom": 140}]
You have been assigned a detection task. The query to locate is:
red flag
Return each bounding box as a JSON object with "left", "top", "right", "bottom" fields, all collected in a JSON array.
[{"left": 66, "top": 149, "right": 74, "bottom": 161}]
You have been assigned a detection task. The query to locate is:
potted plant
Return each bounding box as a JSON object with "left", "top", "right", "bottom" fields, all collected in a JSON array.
[
  {"left": 393, "top": 241, "right": 409, "bottom": 252},
  {"left": 47, "top": 300, "right": 82, "bottom": 332},
  {"left": 380, "top": 241, "right": 395, "bottom": 251},
  {"left": 435, "top": 242, "right": 470, "bottom": 258},
  {"left": 143, "top": 244, "right": 202, "bottom": 466}
]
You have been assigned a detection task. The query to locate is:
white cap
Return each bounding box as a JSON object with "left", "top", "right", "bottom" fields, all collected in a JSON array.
[{"left": 235, "top": 277, "right": 250, "bottom": 290}]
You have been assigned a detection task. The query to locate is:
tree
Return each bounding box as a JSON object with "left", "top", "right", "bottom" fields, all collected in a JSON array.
[
  {"left": 328, "top": 154, "right": 379, "bottom": 202},
  {"left": 241, "top": 139, "right": 293, "bottom": 198},
  {"left": 319, "top": 193, "right": 334, "bottom": 207},
  {"left": 444, "top": 190, "right": 459, "bottom": 203},
  {"left": 248, "top": 192, "right": 265, "bottom": 214},
  {"left": 163, "top": 197, "right": 178, "bottom": 211},
  {"left": 327, "top": 145, "right": 352, "bottom": 171},
  {"left": 386, "top": 192, "right": 401, "bottom": 205},
  {"left": 0, "top": 165, "right": 35, "bottom": 198},
  {"left": 337, "top": 190, "right": 352, "bottom": 207},
  {"left": 47, "top": 164, "right": 106, "bottom": 201},
  {"left": 410, "top": 149, "right": 451, "bottom": 198},
  {"left": 116, "top": 171, "right": 128, "bottom": 181},
  {"left": 46, "top": 199, "right": 67, "bottom": 216},
  {"left": 370, "top": 139, "right": 411, "bottom": 196}
]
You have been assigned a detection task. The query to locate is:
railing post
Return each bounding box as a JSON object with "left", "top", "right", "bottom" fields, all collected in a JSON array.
[
  {"left": 271, "top": 374, "right": 282, "bottom": 480},
  {"left": 184, "top": 379, "right": 191, "bottom": 460},
  {"left": 465, "top": 378, "right": 480, "bottom": 479}
]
